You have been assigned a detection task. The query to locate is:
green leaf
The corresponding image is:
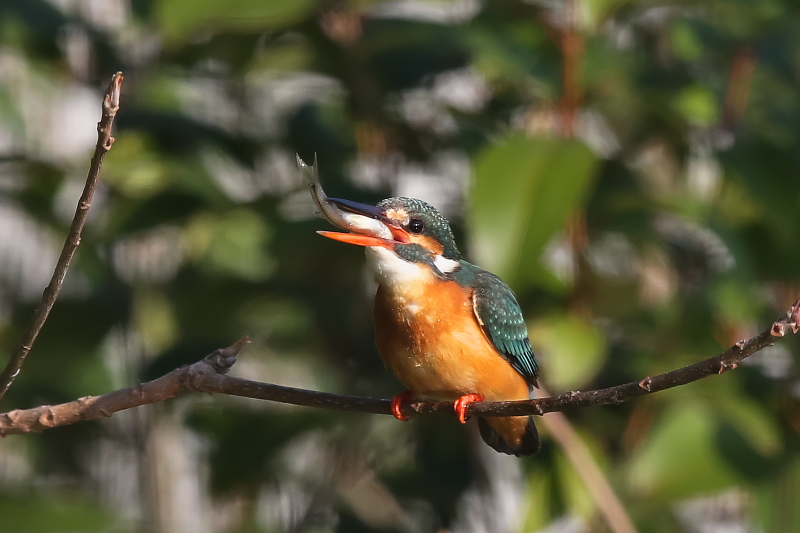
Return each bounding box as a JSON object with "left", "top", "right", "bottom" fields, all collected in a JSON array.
[
  {"left": 755, "top": 458, "right": 800, "bottom": 532},
  {"left": 103, "top": 132, "right": 174, "bottom": 198},
  {"left": 670, "top": 20, "right": 704, "bottom": 62},
  {"left": 520, "top": 470, "right": 554, "bottom": 532},
  {"left": 628, "top": 403, "right": 740, "bottom": 500},
  {"left": 0, "top": 492, "right": 122, "bottom": 533},
  {"left": 528, "top": 313, "right": 608, "bottom": 391},
  {"left": 185, "top": 208, "right": 275, "bottom": 281},
  {"left": 468, "top": 135, "right": 600, "bottom": 287},
  {"left": 716, "top": 392, "right": 783, "bottom": 459},
  {"left": 712, "top": 278, "right": 765, "bottom": 324},
  {"left": 133, "top": 289, "right": 179, "bottom": 353},
  {"left": 156, "top": 0, "right": 317, "bottom": 43},
  {"left": 673, "top": 85, "right": 719, "bottom": 126}
]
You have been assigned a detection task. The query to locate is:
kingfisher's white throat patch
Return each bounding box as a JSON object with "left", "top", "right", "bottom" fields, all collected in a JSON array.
[
  {"left": 366, "top": 247, "right": 434, "bottom": 291},
  {"left": 365, "top": 246, "right": 461, "bottom": 302}
]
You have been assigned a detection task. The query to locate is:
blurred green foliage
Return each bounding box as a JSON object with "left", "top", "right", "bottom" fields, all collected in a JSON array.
[{"left": 0, "top": 0, "right": 799, "bottom": 532}]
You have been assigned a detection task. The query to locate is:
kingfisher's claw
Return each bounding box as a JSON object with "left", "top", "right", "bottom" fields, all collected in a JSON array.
[
  {"left": 454, "top": 393, "right": 485, "bottom": 424},
  {"left": 391, "top": 391, "right": 416, "bottom": 421}
]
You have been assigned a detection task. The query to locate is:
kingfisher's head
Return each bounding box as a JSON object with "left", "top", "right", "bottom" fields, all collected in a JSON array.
[{"left": 319, "top": 197, "right": 462, "bottom": 285}]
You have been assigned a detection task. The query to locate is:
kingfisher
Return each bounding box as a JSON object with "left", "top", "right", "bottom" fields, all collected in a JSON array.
[{"left": 319, "top": 196, "right": 540, "bottom": 456}]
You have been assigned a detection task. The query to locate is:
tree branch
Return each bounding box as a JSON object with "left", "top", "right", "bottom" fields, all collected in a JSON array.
[
  {"left": 461, "top": 297, "right": 799, "bottom": 418},
  {"left": 0, "top": 299, "right": 797, "bottom": 436},
  {"left": 0, "top": 337, "right": 247, "bottom": 435},
  {"left": 0, "top": 72, "right": 124, "bottom": 401}
]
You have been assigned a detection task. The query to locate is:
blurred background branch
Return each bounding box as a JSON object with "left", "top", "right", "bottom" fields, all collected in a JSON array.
[{"left": 541, "top": 408, "right": 637, "bottom": 533}]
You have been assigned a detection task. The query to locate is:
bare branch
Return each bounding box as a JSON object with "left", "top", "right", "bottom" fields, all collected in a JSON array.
[
  {"left": 0, "top": 299, "right": 797, "bottom": 437},
  {"left": 0, "top": 337, "right": 247, "bottom": 435},
  {"left": 0, "top": 72, "right": 124, "bottom": 401},
  {"left": 459, "top": 298, "right": 800, "bottom": 419}
]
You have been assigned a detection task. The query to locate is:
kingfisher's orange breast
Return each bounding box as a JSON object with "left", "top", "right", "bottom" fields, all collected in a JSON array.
[{"left": 373, "top": 280, "right": 530, "bottom": 403}]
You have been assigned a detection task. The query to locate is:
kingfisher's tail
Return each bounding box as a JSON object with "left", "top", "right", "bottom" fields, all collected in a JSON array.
[{"left": 478, "top": 415, "right": 540, "bottom": 456}]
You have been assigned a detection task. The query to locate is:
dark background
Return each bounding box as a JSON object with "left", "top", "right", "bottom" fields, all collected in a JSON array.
[{"left": 0, "top": 0, "right": 799, "bottom": 531}]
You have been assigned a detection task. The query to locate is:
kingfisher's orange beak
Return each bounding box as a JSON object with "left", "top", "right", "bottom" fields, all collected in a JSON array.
[
  {"left": 318, "top": 198, "right": 411, "bottom": 248},
  {"left": 317, "top": 231, "right": 397, "bottom": 248}
]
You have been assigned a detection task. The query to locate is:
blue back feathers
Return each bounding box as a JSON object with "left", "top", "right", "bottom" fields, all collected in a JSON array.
[{"left": 469, "top": 267, "right": 539, "bottom": 388}]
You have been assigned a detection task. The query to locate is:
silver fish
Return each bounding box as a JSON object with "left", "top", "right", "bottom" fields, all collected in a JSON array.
[
  {"left": 297, "top": 154, "right": 392, "bottom": 240},
  {"left": 296, "top": 154, "right": 351, "bottom": 230}
]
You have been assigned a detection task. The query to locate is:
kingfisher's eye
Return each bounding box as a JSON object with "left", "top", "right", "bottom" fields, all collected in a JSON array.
[{"left": 408, "top": 219, "right": 424, "bottom": 234}]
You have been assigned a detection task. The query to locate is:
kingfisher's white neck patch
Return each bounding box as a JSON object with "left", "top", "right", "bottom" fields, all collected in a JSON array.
[
  {"left": 433, "top": 255, "right": 460, "bottom": 274},
  {"left": 365, "top": 247, "right": 461, "bottom": 300}
]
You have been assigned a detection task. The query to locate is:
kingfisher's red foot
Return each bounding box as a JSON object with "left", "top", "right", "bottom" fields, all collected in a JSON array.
[
  {"left": 454, "top": 393, "right": 485, "bottom": 424},
  {"left": 391, "top": 391, "right": 417, "bottom": 421}
]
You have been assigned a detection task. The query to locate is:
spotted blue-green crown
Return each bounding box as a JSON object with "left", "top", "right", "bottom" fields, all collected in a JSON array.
[{"left": 377, "top": 197, "right": 461, "bottom": 260}]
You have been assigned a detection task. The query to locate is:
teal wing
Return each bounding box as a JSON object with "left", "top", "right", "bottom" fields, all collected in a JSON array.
[{"left": 471, "top": 270, "right": 539, "bottom": 388}]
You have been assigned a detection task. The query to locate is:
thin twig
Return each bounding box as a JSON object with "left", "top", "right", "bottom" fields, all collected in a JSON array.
[
  {"left": 0, "top": 72, "right": 124, "bottom": 401},
  {"left": 0, "top": 299, "right": 797, "bottom": 436}
]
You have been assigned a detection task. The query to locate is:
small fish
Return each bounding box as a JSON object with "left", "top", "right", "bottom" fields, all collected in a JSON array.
[{"left": 297, "top": 154, "right": 392, "bottom": 239}]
